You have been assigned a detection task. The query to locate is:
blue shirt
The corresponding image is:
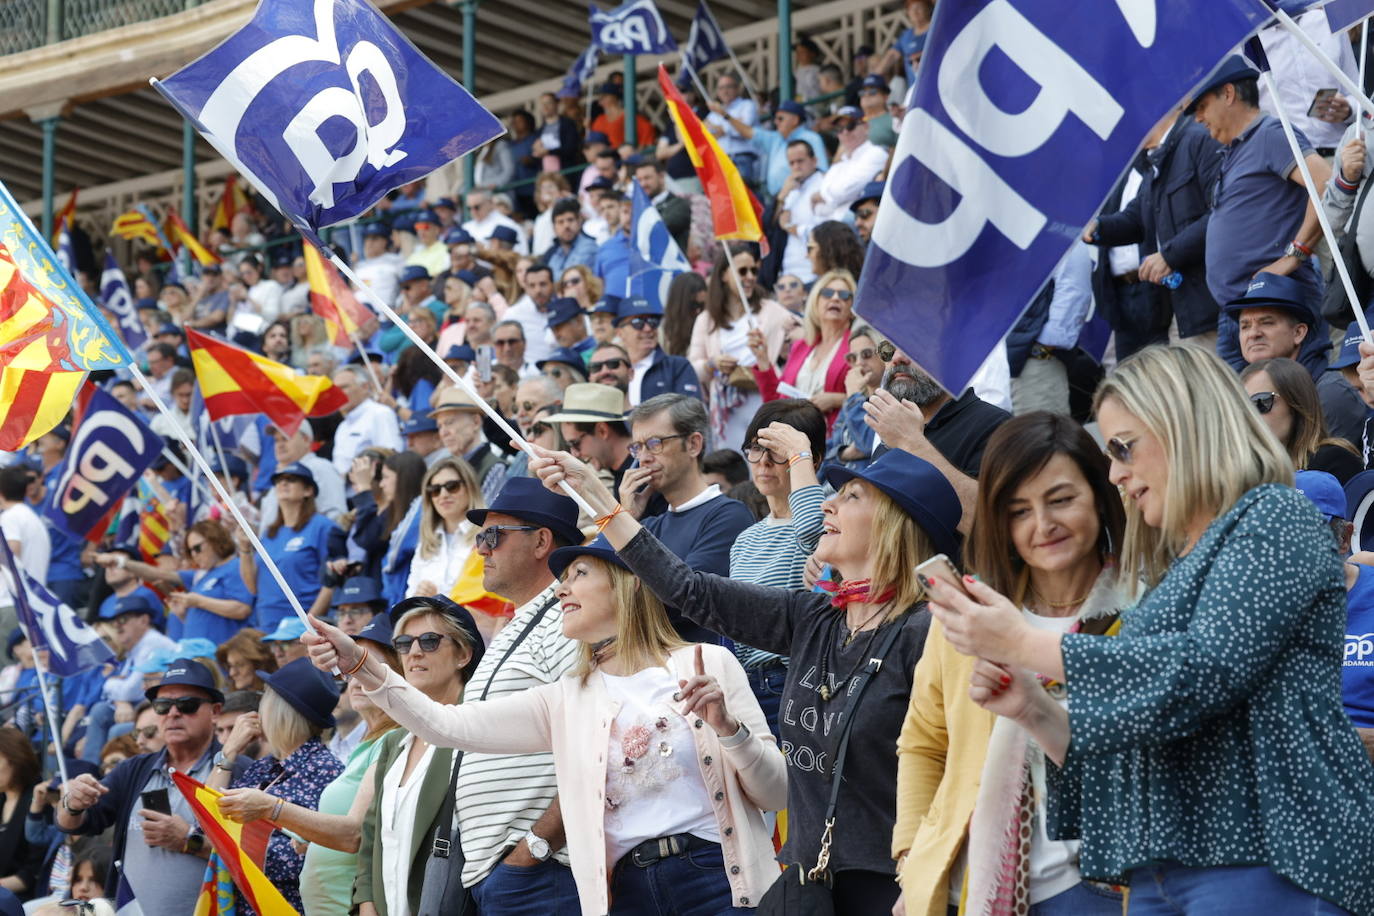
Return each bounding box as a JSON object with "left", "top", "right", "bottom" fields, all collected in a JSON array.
[
  {"left": 380, "top": 499, "right": 422, "bottom": 607},
  {"left": 39, "top": 468, "right": 86, "bottom": 583},
  {"left": 895, "top": 28, "right": 925, "bottom": 85},
  {"left": 253, "top": 415, "right": 277, "bottom": 498},
  {"left": 594, "top": 233, "right": 631, "bottom": 298},
  {"left": 176, "top": 556, "right": 254, "bottom": 645},
  {"left": 753, "top": 125, "right": 830, "bottom": 196},
  {"left": 1343, "top": 562, "right": 1374, "bottom": 727},
  {"left": 254, "top": 513, "right": 336, "bottom": 629},
  {"left": 544, "top": 233, "right": 599, "bottom": 276}
]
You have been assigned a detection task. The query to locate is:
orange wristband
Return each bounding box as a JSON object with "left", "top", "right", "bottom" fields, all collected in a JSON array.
[{"left": 594, "top": 504, "right": 624, "bottom": 532}]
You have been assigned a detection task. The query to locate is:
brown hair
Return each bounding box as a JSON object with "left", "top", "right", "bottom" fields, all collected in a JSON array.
[
  {"left": 703, "top": 242, "right": 762, "bottom": 330},
  {"left": 0, "top": 727, "right": 40, "bottom": 790},
  {"left": 188, "top": 519, "right": 235, "bottom": 562},
  {"left": 1240, "top": 357, "right": 1359, "bottom": 468},
  {"left": 265, "top": 494, "right": 318, "bottom": 539},
  {"left": 216, "top": 628, "right": 276, "bottom": 685}
]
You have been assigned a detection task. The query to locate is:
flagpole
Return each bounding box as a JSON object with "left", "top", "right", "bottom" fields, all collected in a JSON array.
[
  {"left": 155, "top": 446, "right": 215, "bottom": 508},
  {"left": 1260, "top": 69, "right": 1374, "bottom": 344},
  {"left": 30, "top": 658, "right": 70, "bottom": 787},
  {"left": 1362, "top": 19, "right": 1370, "bottom": 90},
  {"left": 351, "top": 336, "right": 386, "bottom": 398},
  {"left": 326, "top": 252, "right": 599, "bottom": 518},
  {"left": 720, "top": 240, "right": 755, "bottom": 322},
  {"left": 680, "top": 56, "right": 713, "bottom": 110},
  {"left": 1273, "top": 9, "right": 1374, "bottom": 121},
  {"left": 706, "top": 2, "right": 757, "bottom": 104},
  {"left": 206, "top": 415, "right": 237, "bottom": 500}
]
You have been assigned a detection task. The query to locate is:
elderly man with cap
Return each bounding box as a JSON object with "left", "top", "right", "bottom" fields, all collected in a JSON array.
[
  {"left": 405, "top": 209, "right": 450, "bottom": 276},
  {"left": 850, "top": 179, "right": 883, "bottom": 245},
  {"left": 259, "top": 418, "right": 346, "bottom": 529},
  {"left": 355, "top": 221, "right": 403, "bottom": 309},
  {"left": 403, "top": 412, "right": 447, "bottom": 465},
  {"left": 91, "top": 544, "right": 164, "bottom": 635},
  {"left": 432, "top": 387, "right": 509, "bottom": 504},
  {"left": 615, "top": 297, "right": 701, "bottom": 406},
  {"left": 58, "top": 659, "right": 243, "bottom": 905},
  {"left": 812, "top": 106, "right": 889, "bottom": 221},
  {"left": 779, "top": 138, "right": 827, "bottom": 282},
  {"left": 543, "top": 198, "right": 599, "bottom": 275},
  {"left": 78, "top": 591, "right": 176, "bottom": 762},
  {"left": 331, "top": 367, "right": 403, "bottom": 483},
  {"left": 546, "top": 383, "right": 637, "bottom": 494}
]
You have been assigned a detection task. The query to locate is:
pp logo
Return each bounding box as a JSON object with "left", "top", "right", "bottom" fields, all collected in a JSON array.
[{"left": 1345, "top": 633, "right": 1374, "bottom": 664}]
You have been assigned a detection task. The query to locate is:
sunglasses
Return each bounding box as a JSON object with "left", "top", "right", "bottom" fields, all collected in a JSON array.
[
  {"left": 736, "top": 266, "right": 758, "bottom": 276},
  {"left": 775, "top": 280, "right": 802, "bottom": 291},
  {"left": 627, "top": 316, "right": 661, "bottom": 331},
  {"left": 854, "top": 207, "right": 877, "bottom": 220},
  {"left": 1250, "top": 391, "right": 1279, "bottom": 414},
  {"left": 844, "top": 347, "right": 877, "bottom": 365},
  {"left": 152, "top": 697, "right": 208, "bottom": 716},
  {"left": 1105, "top": 436, "right": 1138, "bottom": 465},
  {"left": 493, "top": 338, "right": 522, "bottom": 347},
  {"left": 476, "top": 524, "right": 537, "bottom": 551},
  {"left": 136, "top": 725, "right": 159, "bottom": 739},
  {"left": 627, "top": 433, "right": 684, "bottom": 457},
  {"left": 392, "top": 632, "right": 450, "bottom": 655},
  {"left": 427, "top": 479, "right": 464, "bottom": 497},
  {"left": 819, "top": 288, "right": 853, "bottom": 301},
  {"left": 530, "top": 422, "right": 553, "bottom": 438},
  {"left": 521, "top": 400, "right": 544, "bottom": 413},
  {"left": 589, "top": 357, "right": 628, "bottom": 373}
]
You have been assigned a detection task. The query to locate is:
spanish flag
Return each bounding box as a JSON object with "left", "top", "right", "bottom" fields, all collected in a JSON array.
[
  {"left": 50, "top": 188, "right": 77, "bottom": 247},
  {"left": 210, "top": 175, "right": 254, "bottom": 233},
  {"left": 303, "top": 244, "right": 373, "bottom": 347},
  {"left": 166, "top": 210, "right": 222, "bottom": 266},
  {"left": 170, "top": 770, "right": 297, "bottom": 916},
  {"left": 658, "top": 64, "right": 763, "bottom": 242},
  {"left": 187, "top": 328, "right": 347, "bottom": 438},
  {"left": 111, "top": 205, "right": 166, "bottom": 250}
]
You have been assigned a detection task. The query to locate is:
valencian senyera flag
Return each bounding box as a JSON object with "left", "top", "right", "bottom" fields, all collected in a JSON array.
[
  {"left": 0, "top": 180, "right": 133, "bottom": 450},
  {"left": 303, "top": 243, "right": 373, "bottom": 346}
]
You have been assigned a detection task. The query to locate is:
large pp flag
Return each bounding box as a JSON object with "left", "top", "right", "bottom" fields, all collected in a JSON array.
[
  {"left": 562, "top": 44, "right": 601, "bottom": 96},
  {"left": 100, "top": 250, "right": 148, "bottom": 351},
  {"left": 45, "top": 385, "right": 164, "bottom": 544},
  {"left": 0, "top": 538, "right": 115, "bottom": 676},
  {"left": 303, "top": 243, "right": 374, "bottom": 346},
  {"left": 1325, "top": 0, "right": 1374, "bottom": 30},
  {"left": 856, "top": 0, "right": 1276, "bottom": 396},
  {"left": 590, "top": 0, "right": 678, "bottom": 55},
  {"left": 629, "top": 179, "right": 690, "bottom": 308},
  {"left": 151, "top": 0, "right": 503, "bottom": 246},
  {"left": 682, "top": 0, "right": 729, "bottom": 73}
]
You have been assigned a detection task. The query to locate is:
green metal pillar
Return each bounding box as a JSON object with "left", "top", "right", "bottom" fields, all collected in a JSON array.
[
  {"left": 778, "top": 0, "right": 793, "bottom": 102},
  {"left": 461, "top": 0, "right": 479, "bottom": 196},
  {"left": 183, "top": 121, "right": 197, "bottom": 275},
  {"left": 624, "top": 55, "right": 637, "bottom": 148},
  {"left": 44, "top": 0, "right": 61, "bottom": 44},
  {"left": 40, "top": 117, "right": 59, "bottom": 239}
]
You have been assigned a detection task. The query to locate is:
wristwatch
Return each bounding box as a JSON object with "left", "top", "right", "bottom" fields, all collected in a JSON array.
[
  {"left": 184, "top": 830, "right": 205, "bottom": 856},
  {"left": 524, "top": 830, "right": 552, "bottom": 862},
  {"left": 213, "top": 751, "right": 236, "bottom": 773},
  {"left": 1284, "top": 242, "right": 1312, "bottom": 261}
]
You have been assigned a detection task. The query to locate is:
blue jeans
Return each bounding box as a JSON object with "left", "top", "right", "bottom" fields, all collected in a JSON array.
[
  {"left": 81, "top": 701, "right": 133, "bottom": 763},
  {"left": 1031, "top": 881, "right": 1123, "bottom": 915},
  {"left": 745, "top": 662, "right": 786, "bottom": 740},
  {"left": 609, "top": 839, "right": 749, "bottom": 915},
  {"left": 1127, "top": 864, "right": 1352, "bottom": 915},
  {"left": 471, "top": 857, "right": 579, "bottom": 915}
]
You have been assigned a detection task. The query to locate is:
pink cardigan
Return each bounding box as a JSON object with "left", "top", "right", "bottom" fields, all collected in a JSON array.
[
  {"left": 753, "top": 329, "right": 852, "bottom": 429},
  {"left": 364, "top": 643, "right": 786, "bottom": 915},
  {"left": 686, "top": 299, "right": 798, "bottom": 387}
]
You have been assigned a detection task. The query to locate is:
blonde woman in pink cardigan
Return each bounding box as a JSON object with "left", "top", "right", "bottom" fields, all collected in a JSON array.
[
  {"left": 749, "top": 269, "right": 855, "bottom": 432},
  {"left": 304, "top": 535, "right": 786, "bottom": 916}
]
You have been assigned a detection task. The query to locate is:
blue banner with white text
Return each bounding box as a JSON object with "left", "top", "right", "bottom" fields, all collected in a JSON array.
[{"left": 590, "top": 0, "right": 678, "bottom": 56}]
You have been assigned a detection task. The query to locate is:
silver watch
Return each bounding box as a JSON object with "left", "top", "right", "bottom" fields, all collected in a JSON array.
[
  {"left": 524, "top": 830, "right": 552, "bottom": 862},
  {"left": 1284, "top": 242, "right": 1311, "bottom": 262}
]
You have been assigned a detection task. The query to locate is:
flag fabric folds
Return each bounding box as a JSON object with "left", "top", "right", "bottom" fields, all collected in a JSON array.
[
  {"left": 628, "top": 179, "right": 690, "bottom": 309},
  {"left": 100, "top": 250, "right": 149, "bottom": 351},
  {"left": 166, "top": 210, "right": 223, "bottom": 266},
  {"left": 110, "top": 205, "right": 167, "bottom": 250},
  {"left": 855, "top": 0, "right": 1275, "bottom": 396},
  {"left": 657, "top": 65, "right": 763, "bottom": 241},
  {"left": 211, "top": 175, "right": 254, "bottom": 233},
  {"left": 151, "top": 0, "right": 503, "bottom": 245},
  {"left": 187, "top": 328, "right": 348, "bottom": 437},
  {"left": 303, "top": 243, "right": 373, "bottom": 346},
  {"left": 562, "top": 44, "right": 601, "bottom": 97},
  {"left": 590, "top": 0, "right": 678, "bottom": 55},
  {"left": 138, "top": 479, "right": 172, "bottom": 562},
  {"left": 0, "top": 538, "right": 115, "bottom": 676},
  {"left": 682, "top": 0, "right": 730, "bottom": 74}
]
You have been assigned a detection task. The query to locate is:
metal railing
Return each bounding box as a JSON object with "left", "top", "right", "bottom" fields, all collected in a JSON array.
[{"left": 0, "top": 0, "right": 200, "bottom": 53}]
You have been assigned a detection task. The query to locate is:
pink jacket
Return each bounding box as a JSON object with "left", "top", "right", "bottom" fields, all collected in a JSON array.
[
  {"left": 364, "top": 643, "right": 786, "bottom": 915},
  {"left": 753, "top": 329, "right": 852, "bottom": 429}
]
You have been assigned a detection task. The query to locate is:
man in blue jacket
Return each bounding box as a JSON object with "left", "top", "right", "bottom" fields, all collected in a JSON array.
[{"left": 615, "top": 297, "right": 701, "bottom": 406}]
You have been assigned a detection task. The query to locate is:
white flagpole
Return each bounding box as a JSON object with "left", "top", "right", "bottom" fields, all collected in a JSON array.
[
  {"left": 1273, "top": 9, "right": 1374, "bottom": 120},
  {"left": 327, "top": 252, "right": 599, "bottom": 518},
  {"left": 206, "top": 417, "right": 237, "bottom": 501},
  {"left": 351, "top": 336, "right": 386, "bottom": 398},
  {"left": 31, "top": 658, "right": 70, "bottom": 787},
  {"left": 720, "top": 241, "right": 754, "bottom": 319},
  {"left": 1361, "top": 19, "right": 1369, "bottom": 89},
  {"left": 1260, "top": 68, "right": 1374, "bottom": 344},
  {"left": 680, "top": 55, "right": 713, "bottom": 109}
]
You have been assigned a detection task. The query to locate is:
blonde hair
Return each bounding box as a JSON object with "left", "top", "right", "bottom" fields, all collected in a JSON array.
[
  {"left": 1093, "top": 344, "right": 1293, "bottom": 588},
  {"left": 865, "top": 486, "right": 932, "bottom": 621},
  {"left": 259, "top": 688, "right": 318, "bottom": 758},
  {"left": 394, "top": 608, "right": 479, "bottom": 697},
  {"left": 571, "top": 558, "right": 688, "bottom": 684},
  {"left": 802, "top": 269, "right": 856, "bottom": 345},
  {"left": 417, "top": 457, "right": 483, "bottom": 560}
]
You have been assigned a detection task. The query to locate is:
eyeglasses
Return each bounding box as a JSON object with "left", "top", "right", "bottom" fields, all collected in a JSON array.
[
  {"left": 520, "top": 400, "right": 545, "bottom": 413},
  {"left": 475, "top": 524, "right": 537, "bottom": 551},
  {"left": 744, "top": 444, "right": 787, "bottom": 465},
  {"left": 844, "top": 348, "right": 877, "bottom": 365},
  {"left": 818, "top": 288, "right": 853, "bottom": 301},
  {"left": 1250, "top": 391, "right": 1279, "bottom": 414},
  {"left": 546, "top": 366, "right": 572, "bottom": 380},
  {"left": 1105, "top": 437, "right": 1138, "bottom": 465},
  {"left": 589, "top": 357, "right": 628, "bottom": 373},
  {"left": 627, "top": 434, "right": 684, "bottom": 457},
  {"left": 493, "top": 337, "right": 522, "bottom": 347},
  {"left": 187, "top": 541, "right": 206, "bottom": 555},
  {"left": 775, "top": 280, "right": 801, "bottom": 291},
  {"left": 152, "top": 697, "right": 208, "bottom": 716},
  {"left": 392, "top": 632, "right": 450, "bottom": 655},
  {"left": 136, "top": 725, "right": 159, "bottom": 739},
  {"left": 562, "top": 275, "right": 582, "bottom": 286},
  {"left": 565, "top": 432, "right": 589, "bottom": 453},
  {"left": 337, "top": 606, "right": 374, "bottom": 619},
  {"left": 426, "top": 479, "right": 464, "bottom": 497},
  {"left": 627, "top": 316, "right": 661, "bottom": 331}
]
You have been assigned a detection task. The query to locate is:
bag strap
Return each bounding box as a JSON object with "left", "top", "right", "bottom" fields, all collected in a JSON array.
[
  {"left": 808, "top": 618, "right": 905, "bottom": 881},
  {"left": 431, "top": 749, "right": 465, "bottom": 857},
  {"left": 478, "top": 593, "right": 559, "bottom": 702}
]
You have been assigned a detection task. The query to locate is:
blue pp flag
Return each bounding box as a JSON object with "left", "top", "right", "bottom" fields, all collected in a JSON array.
[
  {"left": 563, "top": 44, "right": 601, "bottom": 96},
  {"left": 590, "top": 0, "right": 678, "bottom": 56},
  {"left": 151, "top": 0, "right": 504, "bottom": 245},
  {"left": 100, "top": 250, "right": 147, "bottom": 352},
  {"left": 628, "top": 180, "right": 690, "bottom": 308},
  {"left": 682, "top": 0, "right": 729, "bottom": 74},
  {"left": 0, "top": 538, "right": 114, "bottom": 677},
  {"left": 856, "top": 0, "right": 1275, "bottom": 395},
  {"left": 1324, "top": 0, "right": 1374, "bottom": 31}
]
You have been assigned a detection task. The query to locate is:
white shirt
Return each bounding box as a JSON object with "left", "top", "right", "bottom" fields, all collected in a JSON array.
[
  {"left": 380, "top": 736, "right": 440, "bottom": 916},
  {"left": 405, "top": 522, "right": 475, "bottom": 597},
  {"left": 332, "top": 399, "right": 404, "bottom": 477},
  {"left": 1107, "top": 167, "right": 1144, "bottom": 276},
  {"left": 813, "top": 141, "right": 888, "bottom": 220},
  {"left": 1259, "top": 8, "right": 1359, "bottom": 150},
  {"left": 259, "top": 454, "right": 347, "bottom": 530},
  {"left": 782, "top": 171, "right": 826, "bottom": 282},
  {"left": 969, "top": 342, "right": 1013, "bottom": 414},
  {"left": 247, "top": 278, "right": 285, "bottom": 324},
  {"left": 532, "top": 208, "right": 557, "bottom": 257},
  {"left": 628, "top": 352, "right": 655, "bottom": 406},
  {"left": 706, "top": 97, "right": 758, "bottom": 160},
  {"left": 503, "top": 297, "right": 556, "bottom": 365},
  {"left": 355, "top": 252, "right": 404, "bottom": 310},
  {"left": 462, "top": 211, "right": 529, "bottom": 255},
  {"left": 0, "top": 503, "right": 49, "bottom": 602},
  {"left": 280, "top": 281, "right": 310, "bottom": 317},
  {"left": 150, "top": 406, "right": 194, "bottom": 442}
]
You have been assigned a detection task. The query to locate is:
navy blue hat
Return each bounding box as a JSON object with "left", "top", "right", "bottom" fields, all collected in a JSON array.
[
  {"left": 444, "top": 227, "right": 476, "bottom": 246},
  {"left": 490, "top": 225, "right": 519, "bottom": 245},
  {"left": 591, "top": 294, "right": 622, "bottom": 316},
  {"left": 333, "top": 575, "right": 386, "bottom": 607},
  {"left": 135, "top": 297, "right": 160, "bottom": 312},
  {"left": 207, "top": 452, "right": 249, "bottom": 481},
  {"left": 455, "top": 268, "right": 481, "bottom": 287},
  {"left": 1185, "top": 55, "right": 1260, "bottom": 114},
  {"left": 822, "top": 449, "right": 961, "bottom": 559},
  {"left": 1222, "top": 272, "right": 1317, "bottom": 326},
  {"left": 388, "top": 596, "right": 486, "bottom": 681},
  {"left": 834, "top": 105, "right": 864, "bottom": 125},
  {"left": 399, "top": 264, "right": 432, "bottom": 287},
  {"left": 586, "top": 176, "right": 615, "bottom": 192},
  {"left": 271, "top": 251, "right": 295, "bottom": 268},
  {"left": 391, "top": 212, "right": 418, "bottom": 234},
  {"left": 258, "top": 657, "right": 340, "bottom": 728},
  {"left": 467, "top": 477, "right": 583, "bottom": 545},
  {"left": 444, "top": 343, "right": 477, "bottom": 363},
  {"left": 7, "top": 627, "right": 25, "bottom": 653},
  {"left": 413, "top": 209, "right": 440, "bottom": 226},
  {"left": 402, "top": 413, "right": 439, "bottom": 436},
  {"left": 1331, "top": 322, "right": 1367, "bottom": 370},
  {"left": 270, "top": 460, "right": 318, "bottom": 494},
  {"left": 145, "top": 658, "right": 225, "bottom": 704},
  {"left": 356, "top": 611, "right": 393, "bottom": 649},
  {"left": 595, "top": 82, "right": 620, "bottom": 97},
  {"left": 157, "top": 322, "right": 184, "bottom": 338},
  {"left": 776, "top": 100, "right": 806, "bottom": 120},
  {"left": 1347, "top": 470, "right": 1374, "bottom": 551},
  {"left": 362, "top": 222, "right": 390, "bottom": 239},
  {"left": 860, "top": 73, "right": 889, "bottom": 93},
  {"left": 106, "top": 592, "right": 159, "bottom": 621},
  {"left": 584, "top": 131, "right": 610, "bottom": 146},
  {"left": 545, "top": 297, "right": 586, "bottom": 329},
  {"left": 851, "top": 181, "right": 885, "bottom": 210},
  {"left": 537, "top": 347, "right": 588, "bottom": 375},
  {"left": 434, "top": 197, "right": 458, "bottom": 211},
  {"left": 615, "top": 296, "right": 662, "bottom": 325},
  {"left": 548, "top": 533, "right": 630, "bottom": 578}
]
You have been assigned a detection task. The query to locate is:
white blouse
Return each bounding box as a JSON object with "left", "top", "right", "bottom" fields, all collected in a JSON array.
[
  {"left": 380, "top": 735, "right": 439, "bottom": 916},
  {"left": 405, "top": 521, "right": 476, "bottom": 598}
]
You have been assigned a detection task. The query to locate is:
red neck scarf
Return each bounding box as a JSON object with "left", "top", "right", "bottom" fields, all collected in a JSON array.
[{"left": 815, "top": 578, "right": 895, "bottom": 609}]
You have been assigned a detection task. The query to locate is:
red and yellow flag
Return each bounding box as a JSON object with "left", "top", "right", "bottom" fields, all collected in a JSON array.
[
  {"left": 166, "top": 210, "right": 222, "bottom": 266},
  {"left": 50, "top": 188, "right": 77, "bottom": 247},
  {"left": 0, "top": 368, "right": 82, "bottom": 451},
  {"left": 187, "top": 328, "right": 347, "bottom": 438},
  {"left": 658, "top": 64, "right": 764, "bottom": 241},
  {"left": 211, "top": 175, "right": 254, "bottom": 233},
  {"left": 449, "top": 551, "right": 514, "bottom": 620},
  {"left": 111, "top": 207, "right": 165, "bottom": 250},
  {"left": 138, "top": 479, "right": 170, "bottom": 562},
  {"left": 171, "top": 770, "right": 297, "bottom": 916},
  {"left": 304, "top": 244, "right": 373, "bottom": 347}
]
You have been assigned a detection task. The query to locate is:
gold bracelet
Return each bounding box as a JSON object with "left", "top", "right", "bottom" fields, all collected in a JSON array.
[{"left": 343, "top": 645, "right": 370, "bottom": 677}]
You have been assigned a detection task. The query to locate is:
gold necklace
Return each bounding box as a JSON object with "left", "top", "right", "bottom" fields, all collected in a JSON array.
[{"left": 1031, "top": 587, "right": 1092, "bottom": 610}]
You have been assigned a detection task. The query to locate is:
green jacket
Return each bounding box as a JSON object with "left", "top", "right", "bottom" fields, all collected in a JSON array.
[{"left": 353, "top": 730, "right": 456, "bottom": 916}]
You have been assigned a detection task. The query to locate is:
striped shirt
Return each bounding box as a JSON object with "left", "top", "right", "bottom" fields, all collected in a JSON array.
[
  {"left": 727, "top": 484, "right": 826, "bottom": 669},
  {"left": 456, "top": 583, "right": 579, "bottom": 885}
]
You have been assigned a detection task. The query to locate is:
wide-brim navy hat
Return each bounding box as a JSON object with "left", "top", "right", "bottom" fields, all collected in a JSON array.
[
  {"left": 537, "top": 347, "right": 587, "bottom": 374},
  {"left": 1347, "top": 470, "right": 1374, "bottom": 552},
  {"left": 388, "top": 595, "right": 486, "bottom": 681},
  {"left": 822, "top": 449, "right": 961, "bottom": 559},
  {"left": 257, "top": 657, "right": 340, "bottom": 729},
  {"left": 1185, "top": 54, "right": 1260, "bottom": 114},
  {"left": 145, "top": 658, "right": 225, "bottom": 704},
  {"left": 271, "top": 461, "right": 319, "bottom": 495},
  {"left": 445, "top": 228, "right": 476, "bottom": 246},
  {"left": 548, "top": 533, "right": 630, "bottom": 578},
  {"left": 1221, "top": 271, "right": 1317, "bottom": 325},
  {"left": 490, "top": 226, "right": 519, "bottom": 245},
  {"left": 467, "top": 477, "right": 583, "bottom": 545}
]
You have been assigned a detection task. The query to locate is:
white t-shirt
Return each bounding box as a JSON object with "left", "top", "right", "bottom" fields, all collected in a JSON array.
[
  {"left": 601, "top": 666, "right": 720, "bottom": 866},
  {"left": 0, "top": 503, "right": 49, "bottom": 601},
  {"left": 380, "top": 736, "right": 440, "bottom": 916},
  {"left": 628, "top": 353, "right": 655, "bottom": 407}
]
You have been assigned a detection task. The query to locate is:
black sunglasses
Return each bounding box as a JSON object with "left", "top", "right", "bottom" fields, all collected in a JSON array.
[
  {"left": 589, "top": 357, "right": 628, "bottom": 373},
  {"left": 152, "top": 697, "right": 208, "bottom": 716},
  {"left": 392, "top": 632, "right": 450, "bottom": 655},
  {"left": 818, "top": 287, "right": 853, "bottom": 301},
  {"left": 627, "top": 316, "right": 661, "bottom": 330},
  {"left": 187, "top": 541, "right": 206, "bottom": 555},
  {"left": 1105, "top": 437, "right": 1138, "bottom": 465},
  {"left": 427, "top": 480, "right": 464, "bottom": 497},
  {"left": 844, "top": 348, "right": 877, "bottom": 365},
  {"left": 1250, "top": 391, "right": 1279, "bottom": 414},
  {"left": 476, "top": 524, "right": 537, "bottom": 551}
]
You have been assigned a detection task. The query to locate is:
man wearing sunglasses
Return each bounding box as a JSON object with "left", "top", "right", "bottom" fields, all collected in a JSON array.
[
  {"left": 58, "top": 659, "right": 243, "bottom": 907},
  {"left": 587, "top": 342, "right": 633, "bottom": 392},
  {"left": 811, "top": 106, "right": 889, "bottom": 221},
  {"left": 849, "top": 180, "right": 884, "bottom": 246},
  {"left": 614, "top": 298, "right": 701, "bottom": 406}
]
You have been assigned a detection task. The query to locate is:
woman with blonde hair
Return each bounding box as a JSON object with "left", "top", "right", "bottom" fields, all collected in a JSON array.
[
  {"left": 749, "top": 268, "right": 854, "bottom": 430},
  {"left": 406, "top": 456, "right": 483, "bottom": 599},
  {"left": 559, "top": 264, "right": 603, "bottom": 311},
  {"left": 931, "top": 345, "right": 1374, "bottom": 915}
]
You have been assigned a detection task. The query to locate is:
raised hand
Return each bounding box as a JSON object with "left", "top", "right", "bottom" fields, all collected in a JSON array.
[{"left": 677, "top": 645, "right": 738, "bottom": 738}]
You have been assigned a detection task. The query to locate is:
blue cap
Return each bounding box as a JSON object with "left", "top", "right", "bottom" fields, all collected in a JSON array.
[
  {"left": 823, "top": 449, "right": 961, "bottom": 559},
  {"left": 270, "top": 461, "right": 318, "bottom": 494},
  {"left": 135, "top": 647, "right": 180, "bottom": 674},
  {"left": 834, "top": 105, "right": 863, "bottom": 124},
  {"left": 591, "top": 295, "right": 622, "bottom": 316},
  {"left": 545, "top": 297, "right": 586, "bottom": 329},
  {"left": 178, "top": 638, "right": 220, "bottom": 660},
  {"left": 455, "top": 268, "right": 481, "bottom": 287},
  {"left": 1332, "top": 322, "right": 1367, "bottom": 370},
  {"left": 444, "top": 227, "right": 476, "bottom": 246},
  {"left": 207, "top": 452, "right": 248, "bottom": 481},
  {"left": 391, "top": 212, "right": 417, "bottom": 234},
  {"left": 157, "top": 323, "right": 184, "bottom": 337},
  {"left": 362, "top": 222, "right": 390, "bottom": 239},
  {"left": 468, "top": 477, "right": 583, "bottom": 545},
  {"left": 135, "top": 298, "right": 160, "bottom": 312},
  {"left": 615, "top": 296, "right": 662, "bottom": 325},
  {"left": 413, "top": 209, "right": 440, "bottom": 226},
  {"left": 332, "top": 575, "right": 386, "bottom": 607},
  {"left": 490, "top": 225, "right": 519, "bottom": 245},
  {"left": 852, "top": 181, "right": 885, "bottom": 210},
  {"left": 145, "top": 658, "right": 225, "bottom": 703},
  {"left": 388, "top": 596, "right": 486, "bottom": 681},
  {"left": 262, "top": 616, "right": 307, "bottom": 642},
  {"left": 860, "top": 73, "right": 889, "bottom": 93},
  {"left": 399, "top": 265, "right": 432, "bottom": 287},
  {"left": 548, "top": 533, "right": 630, "bottom": 578},
  {"left": 434, "top": 197, "right": 457, "bottom": 211},
  {"left": 1222, "top": 272, "right": 1317, "bottom": 326},
  {"left": 271, "top": 251, "right": 295, "bottom": 268},
  {"left": 586, "top": 176, "right": 615, "bottom": 192},
  {"left": 1186, "top": 55, "right": 1260, "bottom": 114},
  {"left": 402, "top": 413, "right": 438, "bottom": 436},
  {"left": 444, "top": 343, "right": 476, "bottom": 362},
  {"left": 538, "top": 346, "right": 588, "bottom": 375},
  {"left": 106, "top": 593, "right": 160, "bottom": 621},
  {"left": 584, "top": 131, "right": 610, "bottom": 146},
  {"left": 356, "top": 611, "right": 393, "bottom": 648},
  {"left": 595, "top": 82, "right": 619, "bottom": 97},
  {"left": 775, "top": 100, "right": 806, "bottom": 119},
  {"left": 258, "top": 657, "right": 340, "bottom": 728},
  {"left": 1296, "top": 470, "right": 1346, "bottom": 520}
]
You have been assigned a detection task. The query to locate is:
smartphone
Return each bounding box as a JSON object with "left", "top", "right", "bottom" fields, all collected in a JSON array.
[
  {"left": 915, "top": 553, "right": 970, "bottom": 598},
  {"left": 1308, "top": 87, "right": 1339, "bottom": 118},
  {"left": 476, "top": 345, "right": 493, "bottom": 382},
  {"left": 140, "top": 788, "right": 171, "bottom": 816}
]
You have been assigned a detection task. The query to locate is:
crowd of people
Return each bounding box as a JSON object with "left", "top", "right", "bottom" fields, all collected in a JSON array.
[{"left": 8, "top": 1, "right": 1374, "bottom": 913}]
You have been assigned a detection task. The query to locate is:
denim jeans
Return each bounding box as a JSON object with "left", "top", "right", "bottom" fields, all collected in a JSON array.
[
  {"left": 1030, "top": 881, "right": 1123, "bottom": 915},
  {"left": 81, "top": 701, "right": 133, "bottom": 763},
  {"left": 609, "top": 839, "right": 750, "bottom": 915},
  {"left": 471, "top": 858, "right": 580, "bottom": 915},
  {"left": 745, "top": 662, "right": 786, "bottom": 740},
  {"left": 1127, "top": 864, "right": 1352, "bottom": 915}
]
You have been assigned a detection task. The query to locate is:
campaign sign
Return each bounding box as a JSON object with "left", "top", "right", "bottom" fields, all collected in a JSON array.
[{"left": 590, "top": 0, "right": 678, "bottom": 56}]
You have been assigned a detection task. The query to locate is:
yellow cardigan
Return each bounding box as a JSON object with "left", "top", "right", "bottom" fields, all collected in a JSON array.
[{"left": 892, "top": 619, "right": 995, "bottom": 916}]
